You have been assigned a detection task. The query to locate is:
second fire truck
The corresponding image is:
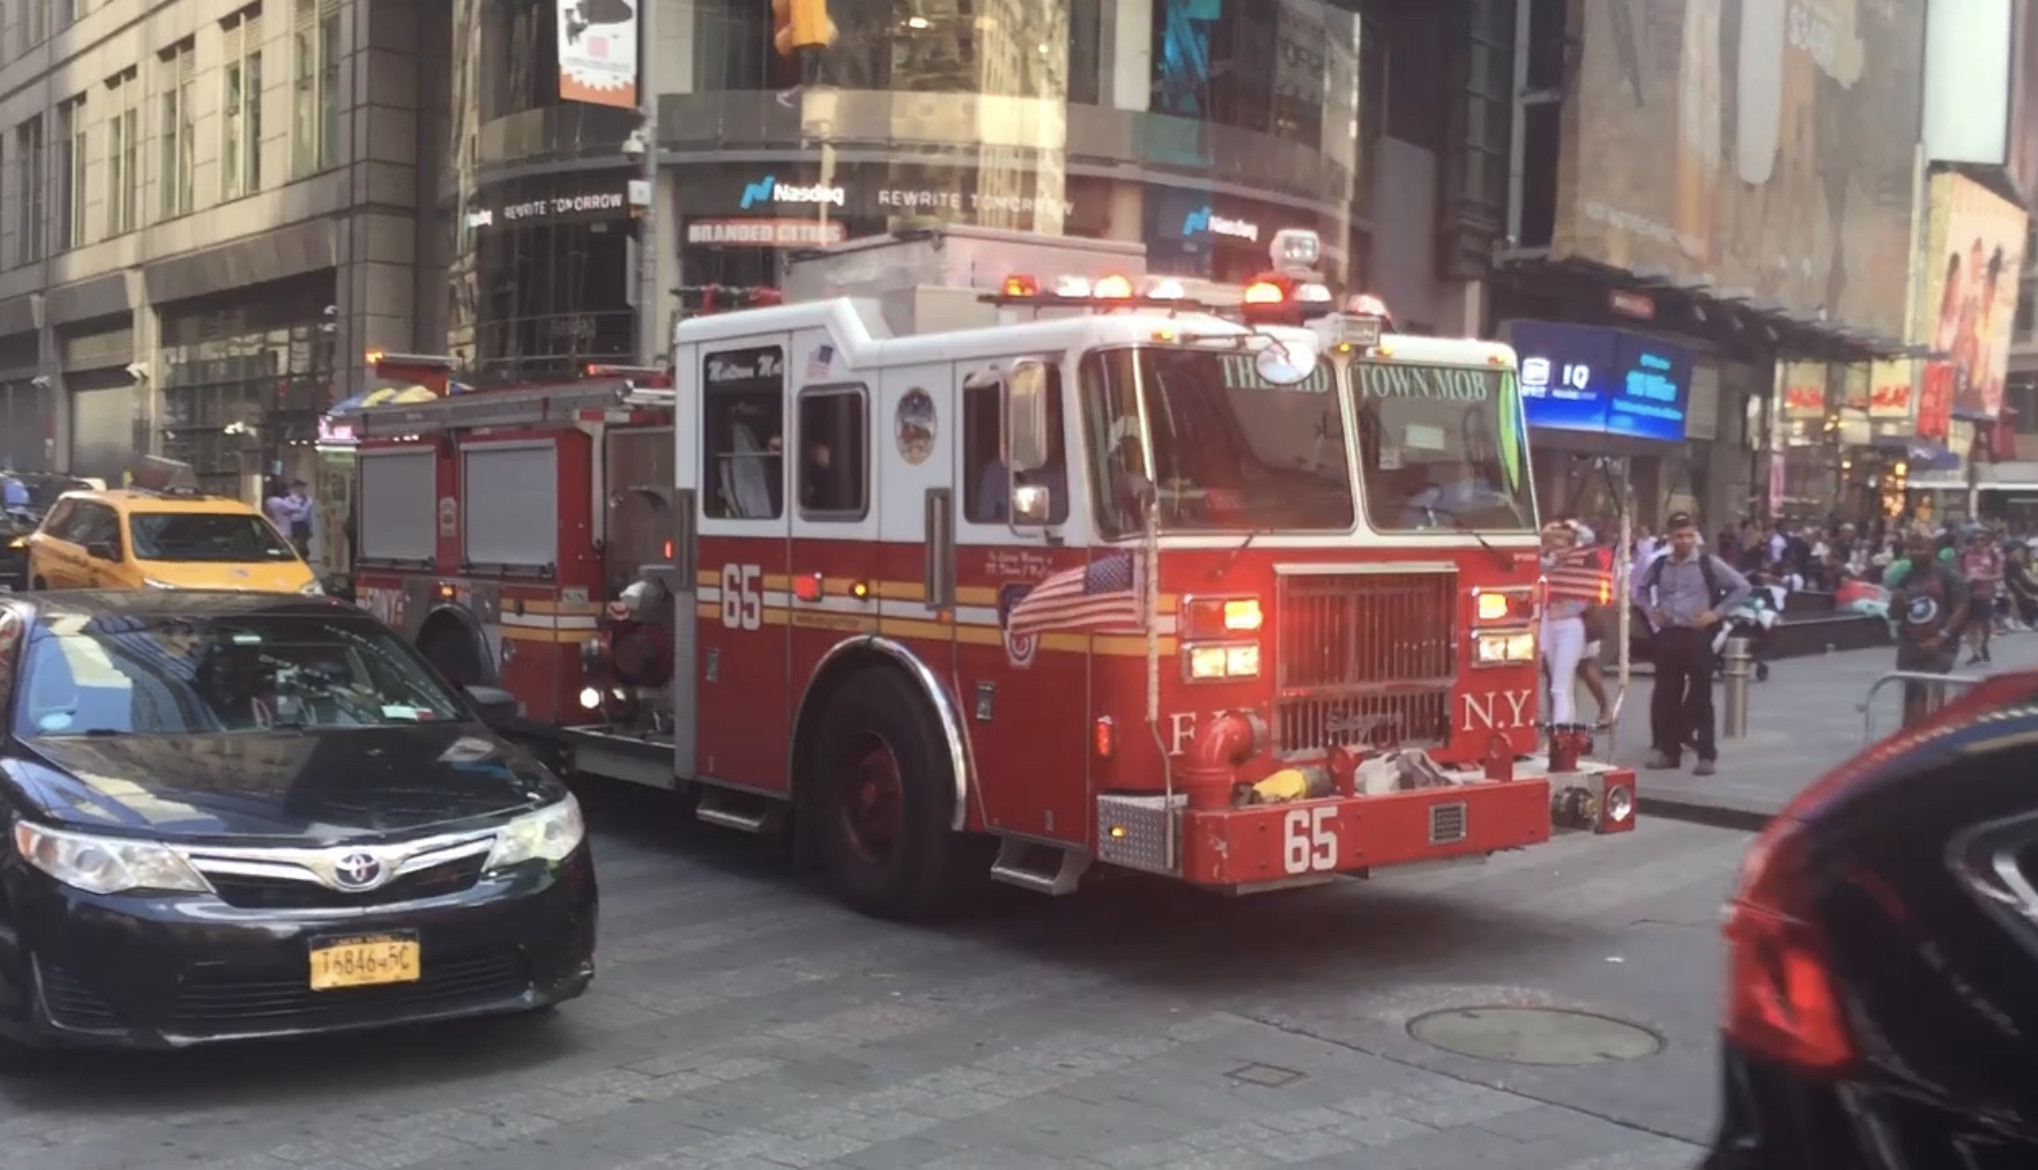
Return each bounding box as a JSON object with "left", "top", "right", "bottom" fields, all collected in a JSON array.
[{"left": 353, "top": 225, "right": 1636, "bottom": 920}]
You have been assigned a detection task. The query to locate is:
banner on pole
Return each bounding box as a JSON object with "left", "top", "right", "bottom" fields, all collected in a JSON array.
[{"left": 558, "top": 0, "right": 639, "bottom": 109}]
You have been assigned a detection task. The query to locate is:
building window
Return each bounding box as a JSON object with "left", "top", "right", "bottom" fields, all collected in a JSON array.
[
  {"left": 54, "top": 94, "right": 85, "bottom": 251},
  {"left": 159, "top": 38, "right": 196, "bottom": 218},
  {"left": 222, "top": 6, "right": 264, "bottom": 199},
  {"left": 104, "top": 68, "right": 138, "bottom": 235},
  {"left": 20, "top": 0, "right": 44, "bottom": 55},
  {"left": 795, "top": 386, "right": 870, "bottom": 519},
  {"left": 14, "top": 116, "right": 43, "bottom": 266},
  {"left": 1462, "top": 3, "right": 1512, "bottom": 219},
  {"left": 292, "top": 0, "right": 341, "bottom": 177}
]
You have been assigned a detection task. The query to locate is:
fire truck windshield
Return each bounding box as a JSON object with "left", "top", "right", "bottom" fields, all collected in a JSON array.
[
  {"left": 1350, "top": 361, "right": 1534, "bottom": 534},
  {"left": 1079, "top": 347, "right": 1356, "bottom": 538}
]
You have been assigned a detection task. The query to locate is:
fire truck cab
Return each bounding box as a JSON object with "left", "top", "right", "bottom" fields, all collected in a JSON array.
[{"left": 354, "top": 225, "right": 1636, "bottom": 921}]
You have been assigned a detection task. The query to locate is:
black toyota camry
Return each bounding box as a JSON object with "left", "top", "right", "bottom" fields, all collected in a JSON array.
[
  {"left": 1707, "top": 673, "right": 2038, "bottom": 1167},
  {"left": 0, "top": 590, "right": 596, "bottom": 1049}
]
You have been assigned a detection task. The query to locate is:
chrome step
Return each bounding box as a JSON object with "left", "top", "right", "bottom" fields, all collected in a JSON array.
[
  {"left": 695, "top": 788, "right": 786, "bottom": 834},
  {"left": 988, "top": 838, "right": 1092, "bottom": 895}
]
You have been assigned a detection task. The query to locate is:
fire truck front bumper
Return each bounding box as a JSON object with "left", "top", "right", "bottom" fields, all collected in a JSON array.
[{"left": 1094, "top": 764, "right": 1636, "bottom": 889}]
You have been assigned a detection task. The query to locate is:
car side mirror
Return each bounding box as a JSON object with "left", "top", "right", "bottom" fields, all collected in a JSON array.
[
  {"left": 463, "top": 684, "right": 520, "bottom": 725},
  {"left": 86, "top": 540, "right": 119, "bottom": 562},
  {"left": 1004, "top": 359, "right": 1051, "bottom": 473}
]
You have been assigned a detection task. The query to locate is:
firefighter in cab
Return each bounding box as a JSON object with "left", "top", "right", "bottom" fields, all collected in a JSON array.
[{"left": 773, "top": 0, "right": 837, "bottom": 85}]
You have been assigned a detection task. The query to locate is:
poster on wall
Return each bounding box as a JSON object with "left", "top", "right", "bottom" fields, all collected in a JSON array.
[
  {"left": 1551, "top": 0, "right": 1924, "bottom": 342},
  {"left": 1920, "top": 172, "right": 2028, "bottom": 421},
  {"left": 1780, "top": 361, "right": 1828, "bottom": 421},
  {"left": 556, "top": 0, "right": 639, "bottom": 109},
  {"left": 1867, "top": 357, "right": 1915, "bottom": 420}
]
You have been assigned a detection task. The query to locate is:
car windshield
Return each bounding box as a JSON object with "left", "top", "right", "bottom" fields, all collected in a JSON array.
[
  {"left": 12, "top": 612, "right": 465, "bottom": 737},
  {"left": 1350, "top": 362, "right": 1535, "bottom": 533},
  {"left": 128, "top": 512, "right": 298, "bottom": 563},
  {"left": 1080, "top": 347, "right": 1356, "bottom": 536}
]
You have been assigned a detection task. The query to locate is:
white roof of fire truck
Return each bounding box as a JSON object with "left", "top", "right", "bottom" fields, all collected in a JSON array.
[{"left": 673, "top": 223, "right": 1517, "bottom": 372}]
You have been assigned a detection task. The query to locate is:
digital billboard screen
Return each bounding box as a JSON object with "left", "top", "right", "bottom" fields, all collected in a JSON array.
[{"left": 1509, "top": 321, "right": 1692, "bottom": 443}]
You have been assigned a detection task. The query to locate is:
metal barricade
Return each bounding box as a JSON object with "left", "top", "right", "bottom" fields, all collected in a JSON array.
[{"left": 1858, "top": 671, "right": 1983, "bottom": 743}]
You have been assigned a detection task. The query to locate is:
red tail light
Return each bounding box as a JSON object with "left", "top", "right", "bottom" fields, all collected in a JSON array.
[{"left": 1722, "top": 817, "right": 1856, "bottom": 1074}]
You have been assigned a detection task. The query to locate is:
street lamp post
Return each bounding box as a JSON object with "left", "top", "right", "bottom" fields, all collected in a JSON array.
[{"left": 633, "top": 0, "right": 660, "bottom": 369}]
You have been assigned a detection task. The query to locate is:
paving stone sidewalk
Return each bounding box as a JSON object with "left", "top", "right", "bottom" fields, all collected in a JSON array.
[{"left": 1596, "top": 629, "right": 2038, "bottom": 828}]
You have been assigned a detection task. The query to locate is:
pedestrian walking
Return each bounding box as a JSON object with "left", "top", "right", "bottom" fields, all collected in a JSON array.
[
  {"left": 1539, "top": 521, "right": 1609, "bottom": 728},
  {"left": 1959, "top": 529, "right": 2004, "bottom": 664},
  {"left": 1632, "top": 512, "right": 1752, "bottom": 776},
  {"left": 1889, "top": 530, "right": 1970, "bottom": 730}
]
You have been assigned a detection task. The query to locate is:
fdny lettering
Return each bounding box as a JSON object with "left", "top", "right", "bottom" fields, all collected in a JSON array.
[
  {"left": 1356, "top": 364, "right": 1496, "bottom": 402},
  {"left": 1460, "top": 689, "right": 1534, "bottom": 732}
]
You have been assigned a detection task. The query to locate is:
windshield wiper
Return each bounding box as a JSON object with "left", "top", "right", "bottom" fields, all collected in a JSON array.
[
  {"left": 1212, "top": 528, "right": 1275, "bottom": 580},
  {"left": 1435, "top": 509, "right": 1515, "bottom": 571}
]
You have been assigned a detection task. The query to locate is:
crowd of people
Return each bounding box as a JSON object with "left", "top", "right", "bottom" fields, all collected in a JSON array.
[{"left": 1541, "top": 509, "right": 2038, "bottom": 776}]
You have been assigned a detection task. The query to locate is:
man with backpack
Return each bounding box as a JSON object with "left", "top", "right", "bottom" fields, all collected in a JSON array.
[{"left": 1632, "top": 512, "right": 1753, "bottom": 776}]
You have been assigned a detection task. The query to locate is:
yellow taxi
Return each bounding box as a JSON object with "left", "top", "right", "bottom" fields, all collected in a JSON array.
[{"left": 24, "top": 487, "right": 320, "bottom": 594}]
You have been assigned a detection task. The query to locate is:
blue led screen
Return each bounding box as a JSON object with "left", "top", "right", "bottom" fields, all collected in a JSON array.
[{"left": 1508, "top": 321, "right": 1692, "bottom": 443}]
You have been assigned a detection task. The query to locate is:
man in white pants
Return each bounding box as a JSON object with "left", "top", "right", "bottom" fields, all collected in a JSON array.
[{"left": 1540, "top": 521, "right": 1607, "bottom": 725}]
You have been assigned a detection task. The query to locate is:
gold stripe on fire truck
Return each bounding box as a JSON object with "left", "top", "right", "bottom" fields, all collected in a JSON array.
[
  {"left": 689, "top": 570, "right": 1180, "bottom": 611},
  {"left": 689, "top": 599, "right": 1171, "bottom": 658}
]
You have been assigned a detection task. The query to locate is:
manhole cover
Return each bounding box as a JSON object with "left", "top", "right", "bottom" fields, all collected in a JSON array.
[{"left": 1407, "top": 1007, "right": 1663, "bottom": 1066}]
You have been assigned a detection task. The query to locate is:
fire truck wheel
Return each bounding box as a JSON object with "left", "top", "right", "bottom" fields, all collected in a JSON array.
[{"left": 810, "top": 668, "right": 963, "bottom": 921}]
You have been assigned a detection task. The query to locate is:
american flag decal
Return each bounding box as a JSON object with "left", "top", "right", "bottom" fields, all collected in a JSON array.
[
  {"left": 806, "top": 343, "right": 836, "bottom": 381},
  {"left": 1005, "top": 552, "right": 1144, "bottom": 639}
]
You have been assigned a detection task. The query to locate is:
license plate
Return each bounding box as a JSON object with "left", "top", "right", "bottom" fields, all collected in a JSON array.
[{"left": 308, "top": 932, "right": 421, "bottom": 991}]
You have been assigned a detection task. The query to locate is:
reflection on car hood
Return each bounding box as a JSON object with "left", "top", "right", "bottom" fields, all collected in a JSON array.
[{"left": 8, "top": 725, "right": 559, "bottom": 841}]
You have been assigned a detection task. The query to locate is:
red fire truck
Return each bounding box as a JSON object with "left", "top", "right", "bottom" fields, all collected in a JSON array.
[{"left": 352, "top": 225, "right": 1636, "bottom": 921}]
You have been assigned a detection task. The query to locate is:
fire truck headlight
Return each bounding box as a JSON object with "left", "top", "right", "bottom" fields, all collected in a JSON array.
[
  {"left": 1474, "top": 631, "right": 1536, "bottom": 666},
  {"left": 1222, "top": 598, "right": 1263, "bottom": 632},
  {"left": 1475, "top": 591, "right": 1510, "bottom": 622},
  {"left": 578, "top": 685, "right": 602, "bottom": 710},
  {"left": 1185, "top": 643, "right": 1260, "bottom": 681}
]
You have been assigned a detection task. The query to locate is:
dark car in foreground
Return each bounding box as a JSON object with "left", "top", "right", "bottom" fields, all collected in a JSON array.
[
  {"left": 1706, "top": 673, "right": 2038, "bottom": 1167},
  {"left": 0, "top": 590, "right": 595, "bottom": 1049}
]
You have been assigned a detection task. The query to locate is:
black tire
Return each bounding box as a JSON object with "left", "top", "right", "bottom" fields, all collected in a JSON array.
[
  {"left": 1755, "top": 661, "right": 1771, "bottom": 683},
  {"left": 808, "top": 667, "right": 965, "bottom": 921},
  {"left": 28, "top": 577, "right": 45, "bottom": 592}
]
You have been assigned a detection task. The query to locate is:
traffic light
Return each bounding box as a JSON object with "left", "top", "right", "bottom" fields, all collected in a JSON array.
[{"left": 773, "top": 0, "right": 836, "bottom": 57}]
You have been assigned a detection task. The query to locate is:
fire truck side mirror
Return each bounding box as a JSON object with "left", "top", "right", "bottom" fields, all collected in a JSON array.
[
  {"left": 1005, "top": 359, "right": 1052, "bottom": 474},
  {"left": 1011, "top": 483, "right": 1052, "bottom": 526}
]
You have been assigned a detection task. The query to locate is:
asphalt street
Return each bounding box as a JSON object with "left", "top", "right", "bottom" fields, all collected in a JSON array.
[{"left": 0, "top": 780, "right": 1741, "bottom": 1170}]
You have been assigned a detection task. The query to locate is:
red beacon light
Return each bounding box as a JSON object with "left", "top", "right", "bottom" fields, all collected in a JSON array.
[
  {"left": 1002, "top": 274, "right": 1041, "bottom": 298},
  {"left": 1243, "top": 280, "right": 1286, "bottom": 305},
  {"left": 1346, "top": 293, "right": 1395, "bottom": 328}
]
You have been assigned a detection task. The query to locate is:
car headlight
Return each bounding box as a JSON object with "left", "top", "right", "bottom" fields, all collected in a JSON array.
[
  {"left": 483, "top": 794, "right": 585, "bottom": 871},
  {"left": 12, "top": 821, "right": 211, "bottom": 895},
  {"left": 299, "top": 579, "right": 326, "bottom": 596}
]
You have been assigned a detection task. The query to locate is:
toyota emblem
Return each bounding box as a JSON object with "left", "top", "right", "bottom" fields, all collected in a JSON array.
[{"left": 331, "top": 851, "right": 384, "bottom": 890}]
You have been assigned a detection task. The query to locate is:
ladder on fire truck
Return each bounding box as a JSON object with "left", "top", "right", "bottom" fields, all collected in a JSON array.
[{"left": 351, "top": 367, "right": 675, "bottom": 438}]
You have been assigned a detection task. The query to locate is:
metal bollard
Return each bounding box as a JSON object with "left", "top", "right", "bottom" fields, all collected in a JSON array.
[{"left": 1721, "top": 637, "right": 1752, "bottom": 739}]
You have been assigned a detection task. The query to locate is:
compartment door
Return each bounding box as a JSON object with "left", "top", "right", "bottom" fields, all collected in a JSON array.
[{"left": 692, "top": 337, "right": 794, "bottom": 792}]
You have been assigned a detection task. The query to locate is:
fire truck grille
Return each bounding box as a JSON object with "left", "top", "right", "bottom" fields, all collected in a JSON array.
[{"left": 1274, "top": 568, "right": 1458, "bottom": 755}]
